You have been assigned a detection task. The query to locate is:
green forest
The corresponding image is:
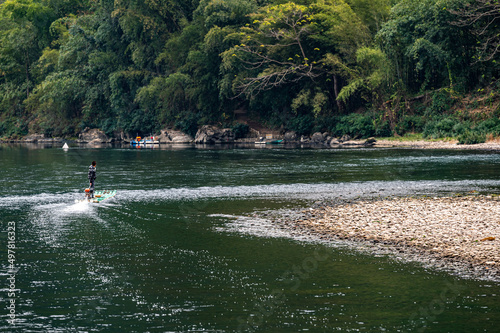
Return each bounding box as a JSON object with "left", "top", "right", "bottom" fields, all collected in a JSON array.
[{"left": 0, "top": 0, "right": 499, "bottom": 142}]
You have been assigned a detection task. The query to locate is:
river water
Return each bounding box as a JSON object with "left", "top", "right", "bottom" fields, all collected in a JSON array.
[{"left": 0, "top": 144, "right": 499, "bottom": 332}]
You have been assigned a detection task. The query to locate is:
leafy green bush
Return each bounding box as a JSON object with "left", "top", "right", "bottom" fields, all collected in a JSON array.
[
  {"left": 435, "top": 117, "right": 456, "bottom": 133},
  {"left": 175, "top": 113, "right": 200, "bottom": 138},
  {"left": 423, "top": 117, "right": 461, "bottom": 139},
  {"left": 375, "top": 120, "right": 392, "bottom": 137},
  {"left": 422, "top": 116, "right": 500, "bottom": 142},
  {"left": 42, "top": 125, "right": 54, "bottom": 137},
  {"left": 0, "top": 118, "right": 28, "bottom": 138},
  {"left": 430, "top": 90, "right": 455, "bottom": 113},
  {"left": 100, "top": 118, "right": 117, "bottom": 137},
  {"left": 451, "top": 121, "right": 471, "bottom": 136},
  {"left": 0, "top": 120, "right": 7, "bottom": 137},
  {"left": 123, "top": 109, "right": 159, "bottom": 137},
  {"left": 475, "top": 118, "right": 500, "bottom": 136},
  {"left": 333, "top": 113, "right": 376, "bottom": 139},
  {"left": 398, "top": 115, "right": 425, "bottom": 134},
  {"left": 311, "top": 115, "right": 337, "bottom": 134},
  {"left": 231, "top": 123, "right": 250, "bottom": 139},
  {"left": 287, "top": 115, "right": 314, "bottom": 136},
  {"left": 457, "top": 131, "right": 486, "bottom": 145}
]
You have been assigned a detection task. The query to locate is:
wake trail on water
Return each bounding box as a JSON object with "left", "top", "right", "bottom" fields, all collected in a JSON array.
[
  {"left": 26, "top": 200, "right": 100, "bottom": 247},
  {"left": 2, "top": 179, "right": 500, "bottom": 209}
]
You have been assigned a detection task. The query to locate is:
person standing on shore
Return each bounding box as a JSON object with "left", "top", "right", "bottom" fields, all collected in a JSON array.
[{"left": 88, "top": 161, "right": 97, "bottom": 198}]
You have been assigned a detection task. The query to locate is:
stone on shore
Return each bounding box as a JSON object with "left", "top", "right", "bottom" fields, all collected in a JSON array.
[
  {"left": 157, "top": 129, "right": 194, "bottom": 143},
  {"left": 311, "top": 132, "right": 325, "bottom": 143},
  {"left": 194, "top": 125, "right": 235, "bottom": 144},
  {"left": 364, "top": 137, "right": 377, "bottom": 145},
  {"left": 339, "top": 134, "right": 351, "bottom": 142},
  {"left": 300, "top": 135, "right": 311, "bottom": 143},
  {"left": 23, "top": 134, "right": 46, "bottom": 143},
  {"left": 329, "top": 138, "right": 340, "bottom": 146},
  {"left": 79, "top": 128, "right": 109, "bottom": 143},
  {"left": 22, "top": 134, "right": 64, "bottom": 143},
  {"left": 284, "top": 131, "right": 298, "bottom": 142}
]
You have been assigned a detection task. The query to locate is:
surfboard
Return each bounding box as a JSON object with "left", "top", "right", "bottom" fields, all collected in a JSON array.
[
  {"left": 90, "top": 190, "right": 116, "bottom": 203},
  {"left": 77, "top": 190, "right": 117, "bottom": 203}
]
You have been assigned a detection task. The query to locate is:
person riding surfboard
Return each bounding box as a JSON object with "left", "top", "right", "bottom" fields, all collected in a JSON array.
[{"left": 88, "top": 161, "right": 97, "bottom": 198}]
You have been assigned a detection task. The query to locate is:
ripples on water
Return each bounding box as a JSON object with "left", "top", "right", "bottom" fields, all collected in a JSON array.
[
  {"left": 3, "top": 179, "right": 500, "bottom": 209},
  {"left": 2, "top": 147, "right": 500, "bottom": 332}
]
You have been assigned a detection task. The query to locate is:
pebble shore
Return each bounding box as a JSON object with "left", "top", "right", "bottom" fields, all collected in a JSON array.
[
  {"left": 270, "top": 195, "right": 500, "bottom": 280},
  {"left": 375, "top": 138, "right": 500, "bottom": 150}
]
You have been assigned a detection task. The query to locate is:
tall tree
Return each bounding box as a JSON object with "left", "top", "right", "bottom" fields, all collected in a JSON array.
[
  {"left": 345, "top": 0, "right": 391, "bottom": 34},
  {"left": 452, "top": 0, "right": 500, "bottom": 62},
  {"left": 377, "top": 0, "right": 479, "bottom": 93},
  {"left": 221, "top": 0, "right": 370, "bottom": 112},
  {"left": 0, "top": 0, "right": 55, "bottom": 97}
]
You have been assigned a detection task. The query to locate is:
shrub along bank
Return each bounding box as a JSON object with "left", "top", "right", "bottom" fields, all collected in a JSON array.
[{"left": 299, "top": 85, "right": 500, "bottom": 145}]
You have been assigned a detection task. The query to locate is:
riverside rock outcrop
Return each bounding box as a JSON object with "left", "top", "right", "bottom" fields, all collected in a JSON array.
[
  {"left": 78, "top": 128, "right": 110, "bottom": 144},
  {"left": 311, "top": 132, "right": 326, "bottom": 143},
  {"left": 23, "top": 134, "right": 46, "bottom": 142},
  {"left": 283, "top": 131, "right": 298, "bottom": 142},
  {"left": 294, "top": 132, "right": 376, "bottom": 147},
  {"left": 157, "top": 129, "right": 193, "bottom": 143},
  {"left": 194, "top": 125, "right": 235, "bottom": 144}
]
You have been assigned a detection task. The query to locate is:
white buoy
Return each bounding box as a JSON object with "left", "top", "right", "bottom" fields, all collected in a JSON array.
[{"left": 62, "top": 143, "right": 69, "bottom": 149}]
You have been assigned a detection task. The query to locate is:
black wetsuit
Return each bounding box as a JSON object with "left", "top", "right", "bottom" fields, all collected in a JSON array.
[{"left": 88, "top": 165, "right": 96, "bottom": 197}]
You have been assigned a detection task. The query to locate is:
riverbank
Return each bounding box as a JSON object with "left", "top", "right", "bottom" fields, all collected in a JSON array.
[
  {"left": 4, "top": 123, "right": 500, "bottom": 149},
  {"left": 7, "top": 132, "right": 500, "bottom": 150},
  {"left": 6, "top": 136, "right": 500, "bottom": 151},
  {"left": 269, "top": 195, "right": 500, "bottom": 281}
]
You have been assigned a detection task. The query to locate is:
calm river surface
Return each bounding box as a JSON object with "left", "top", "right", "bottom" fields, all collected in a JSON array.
[{"left": 1, "top": 144, "right": 499, "bottom": 332}]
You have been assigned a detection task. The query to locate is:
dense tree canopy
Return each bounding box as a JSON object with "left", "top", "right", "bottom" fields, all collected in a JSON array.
[
  {"left": 452, "top": 0, "right": 500, "bottom": 62},
  {"left": 0, "top": 0, "right": 498, "bottom": 139}
]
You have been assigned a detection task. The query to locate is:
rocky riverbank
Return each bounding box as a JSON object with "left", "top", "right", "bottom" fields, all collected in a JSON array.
[
  {"left": 5, "top": 125, "right": 500, "bottom": 150},
  {"left": 269, "top": 195, "right": 500, "bottom": 281}
]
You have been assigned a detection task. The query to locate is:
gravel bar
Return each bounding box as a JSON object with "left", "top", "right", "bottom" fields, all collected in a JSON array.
[{"left": 271, "top": 195, "right": 500, "bottom": 280}]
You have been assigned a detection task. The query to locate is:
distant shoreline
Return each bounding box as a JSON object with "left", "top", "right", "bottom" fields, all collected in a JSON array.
[
  {"left": 269, "top": 195, "right": 500, "bottom": 281},
  {"left": 4, "top": 137, "right": 500, "bottom": 151}
]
